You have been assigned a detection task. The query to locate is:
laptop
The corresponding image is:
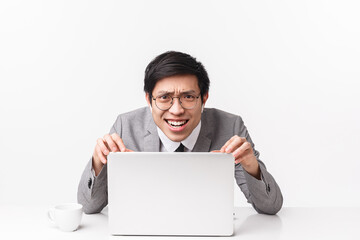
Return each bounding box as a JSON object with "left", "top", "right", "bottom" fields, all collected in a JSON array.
[{"left": 107, "top": 152, "right": 234, "bottom": 236}]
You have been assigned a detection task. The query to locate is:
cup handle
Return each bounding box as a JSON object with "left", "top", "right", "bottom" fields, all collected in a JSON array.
[{"left": 47, "top": 208, "right": 56, "bottom": 224}]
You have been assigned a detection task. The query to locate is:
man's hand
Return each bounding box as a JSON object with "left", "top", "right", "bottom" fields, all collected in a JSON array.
[
  {"left": 92, "top": 133, "right": 133, "bottom": 176},
  {"left": 219, "top": 135, "right": 261, "bottom": 180}
]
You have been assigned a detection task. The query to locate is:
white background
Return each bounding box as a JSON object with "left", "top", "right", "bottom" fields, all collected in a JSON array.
[{"left": 1, "top": 0, "right": 359, "bottom": 208}]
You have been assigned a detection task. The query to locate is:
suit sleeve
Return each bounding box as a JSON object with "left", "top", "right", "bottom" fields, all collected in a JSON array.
[
  {"left": 77, "top": 115, "right": 122, "bottom": 214},
  {"left": 233, "top": 116, "right": 283, "bottom": 215}
]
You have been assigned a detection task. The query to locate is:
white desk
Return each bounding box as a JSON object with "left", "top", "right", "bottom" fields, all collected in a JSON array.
[{"left": 1, "top": 204, "right": 359, "bottom": 240}]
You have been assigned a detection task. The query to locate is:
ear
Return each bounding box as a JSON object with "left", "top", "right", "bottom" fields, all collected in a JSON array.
[
  {"left": 145, "top": 93, "right": 151, "bottom": 106},
  {"left": 202, "top": 92, "right": 209, "bottom": 106}
]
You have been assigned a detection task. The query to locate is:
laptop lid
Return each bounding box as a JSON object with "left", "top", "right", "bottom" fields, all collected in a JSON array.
[{"left": 107, "top": 152, "right": 234, "bottom": 236}]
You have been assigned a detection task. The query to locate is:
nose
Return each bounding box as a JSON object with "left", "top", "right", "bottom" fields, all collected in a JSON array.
[{"left": 168, "top": 97, "right": 185, "bottom": 115}]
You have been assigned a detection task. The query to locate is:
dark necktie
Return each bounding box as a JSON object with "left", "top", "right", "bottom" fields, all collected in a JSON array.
[{"left": 175, "top": 143, "right": 185, "bottom": 152}]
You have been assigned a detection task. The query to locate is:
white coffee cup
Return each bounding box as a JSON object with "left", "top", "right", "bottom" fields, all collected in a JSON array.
[{"left": 48, "top": 203, "right": 83, "bottom": 232}]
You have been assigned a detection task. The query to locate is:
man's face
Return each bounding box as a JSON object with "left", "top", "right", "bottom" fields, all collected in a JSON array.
[{"left": 146, "top": 75, "right": 208, "bottom": 142}]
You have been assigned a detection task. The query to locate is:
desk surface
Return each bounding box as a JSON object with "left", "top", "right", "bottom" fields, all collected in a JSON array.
[{"left": 1, "top": 204, "right": 359, "bottom": 240}]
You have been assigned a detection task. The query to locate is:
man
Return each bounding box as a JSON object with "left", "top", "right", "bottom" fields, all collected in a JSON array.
[{"left": 78, "top": 51, "right": 283, "bottom": 215}]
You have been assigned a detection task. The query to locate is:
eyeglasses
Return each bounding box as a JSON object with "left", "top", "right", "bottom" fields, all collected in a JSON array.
[{"left": 152, "top": 93, "right": 200, "bottom": 111}]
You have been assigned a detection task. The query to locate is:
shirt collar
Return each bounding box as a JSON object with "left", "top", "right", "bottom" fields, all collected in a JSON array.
[{"left": 157, "top": 121, "right": 201, "bottom": 152}]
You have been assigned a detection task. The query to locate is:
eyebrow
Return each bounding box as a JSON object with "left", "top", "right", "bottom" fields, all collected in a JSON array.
[{"left": 156, "top": 90, "right": 197, "bottom": 95}]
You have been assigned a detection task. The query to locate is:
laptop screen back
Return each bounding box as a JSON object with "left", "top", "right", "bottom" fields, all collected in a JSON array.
[{"left": 107, "top": 152, "right": 234, "bottom": 236}]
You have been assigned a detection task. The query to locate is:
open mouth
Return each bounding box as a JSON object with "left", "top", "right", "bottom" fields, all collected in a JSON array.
[{"left": 165, "top": 119, "right": 189, "bottom": 128}]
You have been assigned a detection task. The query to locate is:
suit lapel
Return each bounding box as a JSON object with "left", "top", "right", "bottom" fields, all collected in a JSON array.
[
  {"left": 192, "top": 113, "right": 212, "bottom": 152},
  {"left": 192, "top": 133, "right": 211, "bottom": 152},
  {"left": 143, "top": 111, "right": 160, "bottom": 152}
]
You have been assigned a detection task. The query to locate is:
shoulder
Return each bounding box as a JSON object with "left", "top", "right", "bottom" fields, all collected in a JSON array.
[
  {"left": 117, "top": 107, "right": 150, "bottom": 119},
  {"left": 114, "top": 107, "right": 152, "bottom": 125},
  {"left": 201, "top": 108, "right": 247, "bottom": 142},
  {"left": 202, "top": 108, "right": 243, "bottom": 124}
]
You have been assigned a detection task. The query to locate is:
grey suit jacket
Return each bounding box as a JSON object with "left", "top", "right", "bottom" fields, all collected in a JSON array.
[{"left": 78, "top": 107, "right": 283, "bottom": 215}]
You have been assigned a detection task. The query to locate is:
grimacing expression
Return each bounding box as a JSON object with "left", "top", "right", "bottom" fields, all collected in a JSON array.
[{"left": 146, "top": 75, "right": 208, "bottom": 142}]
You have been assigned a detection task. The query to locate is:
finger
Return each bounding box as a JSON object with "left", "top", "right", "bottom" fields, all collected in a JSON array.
[
  {"left": 211, "top": 150, "right": 221, "bottom": 153},
  {"left": 95, "top": 144, "right": 107, "bottom": 164},
  {"left": 220, "top": 136, "right": 237, "bottom": 152},
  {"left": 235, "top": 152, "right": 253, "bottom": 165},
  {"left": 220, "top": 140, "right": 231, "bottom": 152},
  {"left": 225, "top": 137, "right": 246, "bottom": 153},
  {"left": 103, "top": 134, "right": 120, "bottom": 152},
  {"left": 97, "top": 138, "right": 110, "bottom": 156},
  {"left": 235, "top": 156, "right": 244, "bottom": 164},
  {"left": 233, "top": 141, "right": 251, "bottom": 159},
  {"left": 111, "top": 133, "right": 126, "bottom": 152}
]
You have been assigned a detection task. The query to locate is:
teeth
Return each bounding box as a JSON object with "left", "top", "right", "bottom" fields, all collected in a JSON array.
[{"left": 167, "top": 120, "right": 187, "bottom": 127}]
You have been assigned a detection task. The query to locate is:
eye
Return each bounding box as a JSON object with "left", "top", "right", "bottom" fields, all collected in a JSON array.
[
  {"left": 158, "top": 95, "right": 171, "bottom": 101},
  {"left": 183, "top": 95, "right": 195, "bottom": 100}
]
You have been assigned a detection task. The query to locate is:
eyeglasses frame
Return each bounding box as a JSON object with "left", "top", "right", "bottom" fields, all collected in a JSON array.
[{"left": 152, "top": 94, "right": 201, "bottom": 111}]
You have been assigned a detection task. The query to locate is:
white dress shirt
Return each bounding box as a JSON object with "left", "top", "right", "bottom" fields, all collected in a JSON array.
[{"left": 157, "top": 121, "right": 201, "bottom": 152}]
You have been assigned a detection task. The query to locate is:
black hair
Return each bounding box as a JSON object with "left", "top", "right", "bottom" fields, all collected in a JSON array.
[{"left": 144, "top": 51, "right": 210, "bottom": 103}]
